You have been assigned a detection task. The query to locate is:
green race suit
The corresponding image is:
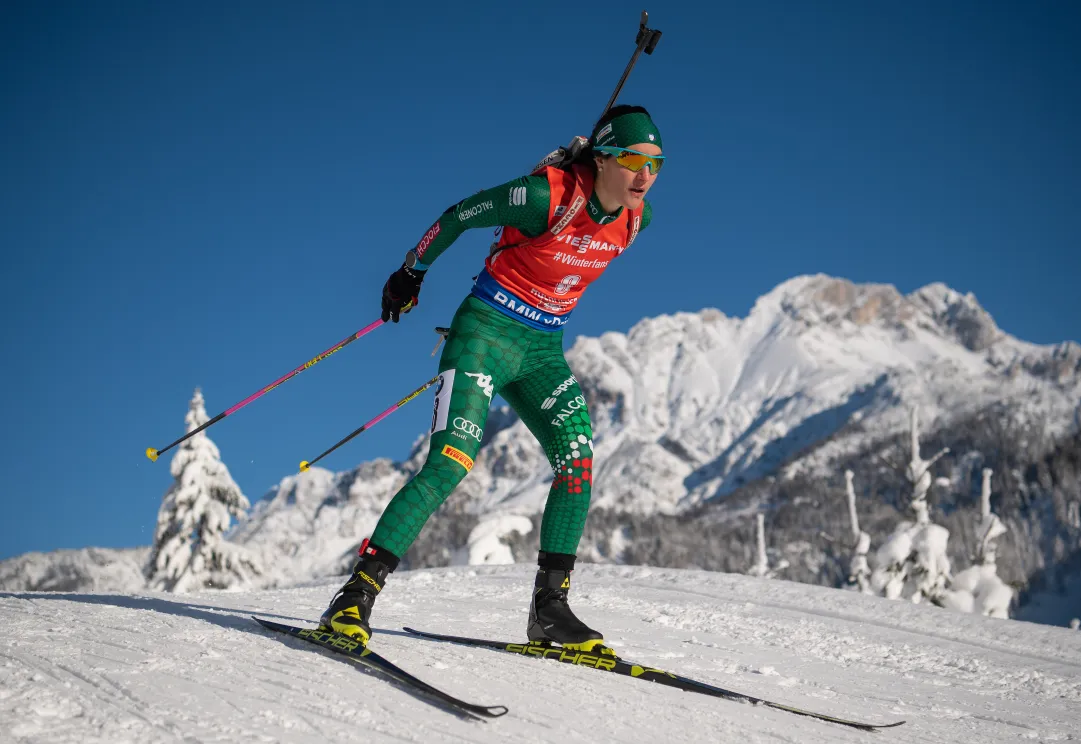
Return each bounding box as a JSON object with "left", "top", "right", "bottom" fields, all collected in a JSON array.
[{"left": 369, "top": 174, "right": 652, "bottom": 559}]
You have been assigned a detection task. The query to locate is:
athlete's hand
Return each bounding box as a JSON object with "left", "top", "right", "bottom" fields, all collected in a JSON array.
[{"left": 381, "top": 265, "right": 425, "bottom": 323}]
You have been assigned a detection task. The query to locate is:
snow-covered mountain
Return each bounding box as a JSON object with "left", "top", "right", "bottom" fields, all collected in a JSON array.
[
  {"left": 3, "top": 565, "right": 1080, "bottom": 742},
  {"left": 0, "top": 547, "right": 147, "bottom": 592},
  {"left": 230, "top": 275, "right": 1081, "bottom": 583},
  {"left": 3, "top": 275, "right": 1078, "bottom": 600}
]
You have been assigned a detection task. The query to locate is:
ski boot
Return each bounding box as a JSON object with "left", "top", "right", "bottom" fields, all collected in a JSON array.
[
  {"left": 319, "top": 540, "right": 398, "bottom": 646},
  {"left": 527, "top": 552, "right": 613, "bottom": 657}
]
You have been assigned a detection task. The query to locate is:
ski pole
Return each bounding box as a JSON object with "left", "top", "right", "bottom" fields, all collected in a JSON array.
[
  {"left": 147, "top": 318, "right": 386, "bottom": 462},
  {"left": 599, "top": 10, "right": 663, "bottom": 122},
  {"left": 299, "top": 374, "right": 441, "bottom": 473}
]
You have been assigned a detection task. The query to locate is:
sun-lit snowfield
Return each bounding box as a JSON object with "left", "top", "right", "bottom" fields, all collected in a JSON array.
[{"left": 3, "top": 564, "right": 1079, "bottom": 743}]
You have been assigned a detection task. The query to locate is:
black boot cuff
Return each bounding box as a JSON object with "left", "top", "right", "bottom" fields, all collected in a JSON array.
[
  {"left": 537, "top": 551, "right": 576, "bottom": 571},
  {"left": 363, "top": 541, "right": 401, "bottom": 572}
]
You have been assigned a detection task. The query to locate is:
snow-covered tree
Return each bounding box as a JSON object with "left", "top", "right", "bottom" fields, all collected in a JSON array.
[
  {"left": 748, "top": 513, "right": 787, "bottom": 579},
  {"left": 843, "top": 470, "right": 872, "bottom": 593},
  {"left": 1071, "top": 618, "right": 1080, "bottom": 631},
  {"left": 145, "top": 389, "right": 262, "bottom": 592},
  {"left": 940, "top": 468, "right": 1013, "bottom": 618},
  {"left": 870, "top": 408, "right": 952, "bottom": 604},
  {"left": 975, "top": 468, "right": 1008, "bottom": 566}
]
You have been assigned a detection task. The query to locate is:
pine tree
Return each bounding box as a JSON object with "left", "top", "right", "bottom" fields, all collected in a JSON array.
[
  {"left": 870, "top": 407, "right": 952, "bottom": 603},
  {"left": 145, "top": 389, "right": 262, "bottom": 592}
]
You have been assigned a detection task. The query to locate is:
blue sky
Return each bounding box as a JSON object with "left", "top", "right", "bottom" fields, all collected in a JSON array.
[{"left": 1, "top": 1, "right": 1078, "bottom": 561}]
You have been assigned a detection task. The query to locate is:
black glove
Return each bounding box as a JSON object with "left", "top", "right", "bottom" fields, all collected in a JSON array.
[{"left": 381, "top": 265, "right": 425, "bottom": 323}]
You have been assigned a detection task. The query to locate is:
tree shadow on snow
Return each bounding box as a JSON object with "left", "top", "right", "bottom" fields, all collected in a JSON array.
[
  {"left": 0, "top": 592, "right": 462, "bottom": 714},
  {"left": 0, "top": 592, "right": 308, "bottom": 630}
]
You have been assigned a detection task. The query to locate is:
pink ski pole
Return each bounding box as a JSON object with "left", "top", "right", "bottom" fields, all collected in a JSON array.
[
  {"left": 299, "top": 374, "right": 441, "bottom": 472},
  {"left": 147, "top": 319, "right": 385, "bottom": 462}
]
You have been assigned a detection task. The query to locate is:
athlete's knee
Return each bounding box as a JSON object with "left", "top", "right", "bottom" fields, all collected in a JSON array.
[{"left": 413, "top": 442, "right": 475, "bottom": 499}]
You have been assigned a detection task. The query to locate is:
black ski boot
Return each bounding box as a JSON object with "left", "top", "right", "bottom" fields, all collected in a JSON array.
[
  {"left": 527, "top": 552, "right": 611, "bottom": 655},
  {"left": 319, "top": 541, "right": 398, "bottom": 646}
]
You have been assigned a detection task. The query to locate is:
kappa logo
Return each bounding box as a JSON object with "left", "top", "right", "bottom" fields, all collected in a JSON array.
[
  {"left": 509, "top": 186, "right": 527, "bottom": 206},
  {"left": 453, "top": 417, "right": 483, "bottom": 442},
  {"left": 464, "top": 372, "right": 494, "bottom": 399}
]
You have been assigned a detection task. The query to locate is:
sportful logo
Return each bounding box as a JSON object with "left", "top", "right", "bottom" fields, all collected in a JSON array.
[
  {"left": 414, "top": 221, "right": 442, "bottom": 258},
  {"left": 541, "top": 374, "right": 577, "bottom": 409},
  {"left": 464, "top": 372, "right": 494, "bottom": 399},
  {"left": 509, "top": 186, "right": 527, "bottom": 206},
  {"left": 453, "top": 416, "right": 483, "bottom": 442},
  {"left": 459, "top": 201, "right": 494, "bottom": 222}
]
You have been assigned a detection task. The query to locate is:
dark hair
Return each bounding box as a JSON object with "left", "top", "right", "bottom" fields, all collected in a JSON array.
[{"left": 574, "top": 104, "right": 652, "bottom": 171}]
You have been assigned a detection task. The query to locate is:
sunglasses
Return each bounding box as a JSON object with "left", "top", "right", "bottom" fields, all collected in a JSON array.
[{"left": 594, "top": 146, "right": 665, "bottom": 174}]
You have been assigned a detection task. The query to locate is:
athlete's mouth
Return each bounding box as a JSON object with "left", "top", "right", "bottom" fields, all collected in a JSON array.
[{"left": 629, "top": 187, "right": 645, "bottom": 195}]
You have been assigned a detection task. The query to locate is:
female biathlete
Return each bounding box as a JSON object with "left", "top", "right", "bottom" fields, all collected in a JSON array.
[{"left": 319, "top": 105, "right": 664, "bottom": 655}]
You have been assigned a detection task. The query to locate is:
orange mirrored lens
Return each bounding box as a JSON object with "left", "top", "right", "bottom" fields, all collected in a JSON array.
[{"left": 615, "top": 151, "right": 664, "bottom": 174}]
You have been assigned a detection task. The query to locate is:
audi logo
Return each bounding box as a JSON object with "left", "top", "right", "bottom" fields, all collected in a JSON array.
[{"left": 453, "top": 417, "right": 483, "bottom": 441}]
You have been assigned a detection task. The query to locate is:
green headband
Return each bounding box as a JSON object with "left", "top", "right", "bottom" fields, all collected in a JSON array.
[{"left": 592, "top": 111, "right": 663, "bottom": 150}]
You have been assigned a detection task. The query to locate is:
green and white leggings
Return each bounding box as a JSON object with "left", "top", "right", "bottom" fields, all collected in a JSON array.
[{"left": 370, "top": 296, "right": 595, "bottom": 559}]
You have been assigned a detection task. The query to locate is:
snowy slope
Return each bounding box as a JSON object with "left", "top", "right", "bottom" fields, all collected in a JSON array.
[{"left": 3, "top": 565, "right": 1080, "bottom": 743}]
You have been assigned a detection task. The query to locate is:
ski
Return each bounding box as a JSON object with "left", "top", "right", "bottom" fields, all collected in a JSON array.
[
  {"left": 252, "top": 617, "right": 508, "bottom": 720},
  {"left": 403, "top": 627, "right": 904, "bottom": 732}
]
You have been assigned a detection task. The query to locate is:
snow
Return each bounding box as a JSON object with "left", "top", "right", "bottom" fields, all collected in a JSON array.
[
  {"left": 451, "top": 516, "right": 534, "bottom": 566},
  {"left": 943, "top": 565, "right": 1013, "bottom": 619},
  {"left": 3, "top": 565, "right": 1079, "bottom": 742}
]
